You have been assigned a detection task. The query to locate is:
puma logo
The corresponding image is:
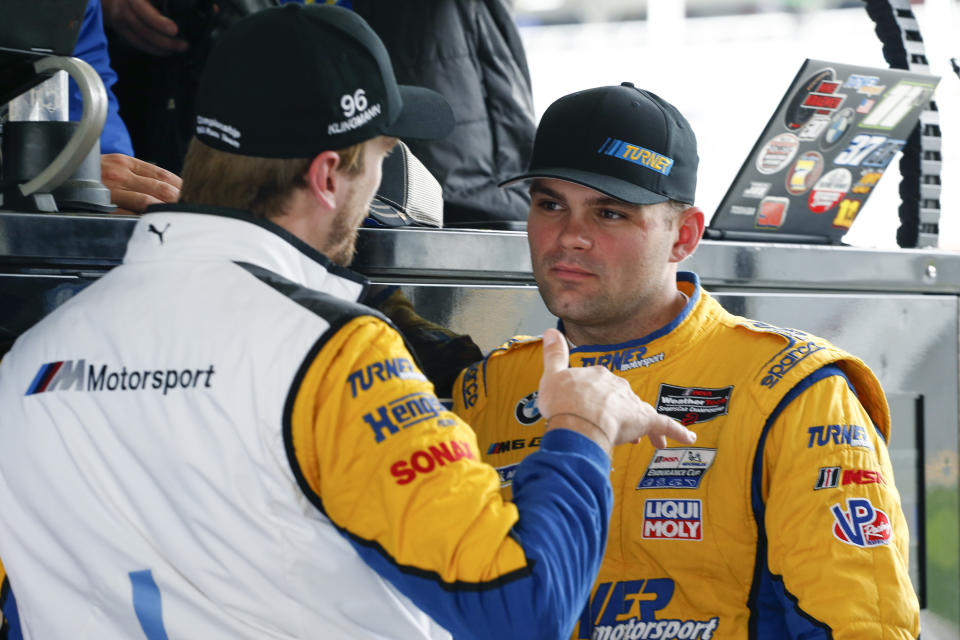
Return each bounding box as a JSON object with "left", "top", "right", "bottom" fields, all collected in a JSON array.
[{"left": 148, "top": 223, "right": 171, "bottom": 244}]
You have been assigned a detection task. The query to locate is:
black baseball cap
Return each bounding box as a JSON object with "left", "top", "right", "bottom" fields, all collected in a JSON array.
[
  {"left": 194, "top": 4, "right": 454, "bottom": 157},
  {"left": 502, "top": 82, "right": 698, "bottom": 205}
]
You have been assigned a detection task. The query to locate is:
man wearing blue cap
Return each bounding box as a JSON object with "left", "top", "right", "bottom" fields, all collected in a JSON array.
[
  {"left": 455, "top": 83, "right": 920, "bottom": 639},
  {"left": 0, "top": 10, "right": 695, "bottom": 639}
]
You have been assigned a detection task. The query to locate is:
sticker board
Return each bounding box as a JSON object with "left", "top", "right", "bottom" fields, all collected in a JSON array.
[{"left": 707, "top": 59, "right": 939, "bottom": 244}]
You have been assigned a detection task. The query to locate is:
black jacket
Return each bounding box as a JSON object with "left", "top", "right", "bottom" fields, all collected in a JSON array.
[{"left": 353, "top": 0, "right": 536, "bottom": 228}]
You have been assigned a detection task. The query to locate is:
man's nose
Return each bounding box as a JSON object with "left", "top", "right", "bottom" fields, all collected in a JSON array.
[{"left": 557, "top": 214, "right": 593, "bottom": 251}]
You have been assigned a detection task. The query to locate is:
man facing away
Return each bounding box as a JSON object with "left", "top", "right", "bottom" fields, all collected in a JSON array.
[
  {"left": 0, "top": 10, "right": 696, "bottom": 639},
  {"left": 453, "top": 83, "right": 921, "bottom": 639}
]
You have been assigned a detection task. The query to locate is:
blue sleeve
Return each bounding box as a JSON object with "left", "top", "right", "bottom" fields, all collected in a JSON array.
[
  {"left": 350, "top": 428, "right": 613, "bottom": 640},
  {"left": 1, "top": 576, "right": 23, "bottom": 640},
  {"left": 70, "top": 0, "right": 135, "bottom": 156}
]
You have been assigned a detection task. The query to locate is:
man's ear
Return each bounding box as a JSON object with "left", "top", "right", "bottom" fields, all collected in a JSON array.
[
  {"left": 305, "top": 150, "right": 342, "bottom": 210},
  {"left": 670, "top": 206, "right": 705, "bottom": 263}
]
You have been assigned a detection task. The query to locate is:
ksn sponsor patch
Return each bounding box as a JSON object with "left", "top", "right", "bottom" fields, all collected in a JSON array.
[
  {"left": 815, "top": 466, "right": 886, "bottom": 489},
  {"left": 642, "top": 499, "right": 702, "bottom": 541},
  {"left": 831, "top": 497, "right": 892, "bottom": 548}
]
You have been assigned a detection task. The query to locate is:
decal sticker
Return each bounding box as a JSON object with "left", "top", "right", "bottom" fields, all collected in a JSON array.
[
  {"left": 862, "top": 138, "right": 905, "bottom": 168},
  {"left": 835, "top": 134, "right": 891, "bottom": 167},
  {"left": 785, "top": 150, "right": 824, "bottom": 195},
  {"left": 844, "top": 74, "right": 884, "bottom": 95},
  {"left": 808, "top": 168, "right": 852, "bottom": 214},
  {"left": 856, "top": 98, "right": 875, "bottom": 114},
  {"left": 514, "top": 391, "right": 541, "bottom": 425},
  {"left": 832, "top": 198, "right": 862, "bottom": 230},
  {"left": 655, "top": 384, "right": 732, "bottom": 426},
  {"left": 820, "top": 107, "right": 855, "bottom": 150},
  {"left": 756, "top": 133, "right": 799, "bottom": 175},
  {"left": 832, "top": 497, "right": 892, "bottom": 548},
  {"left": 730, "top": 205, "right": 756, "bottom": 216},
  {"left": 784, "top": 68, "right": 840, "bottom": 130},
  {"left": 798, "top": 115, "right": 831, "bottom": 141},
  {"left": 642, "top": 499, "right": 702, "bottom": 540},
  {"left": 742, "top": 182, "right": 772, "bottom": 199},
  {"left": 755, "top": 196, "right": 790, "bottom": 229},
  {"left": 852, "top": 171, "right": 883, "bottom": 195},
  {"left": 637, "top": 448, "right": 717, "bottom": 490},
  {"left": 861, "top": 81, "right": 933, "bottom": 130},
  {"left": 578, "top": 579, "right": 720, "bottom": 640}
]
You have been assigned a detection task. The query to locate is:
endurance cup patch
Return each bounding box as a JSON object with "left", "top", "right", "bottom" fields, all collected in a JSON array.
[
  {"left": 637, "top": 448, "right": 717, "bottom": 490},
  {"left": 655, "top": 384, "right": 732, "bottom": 426}
]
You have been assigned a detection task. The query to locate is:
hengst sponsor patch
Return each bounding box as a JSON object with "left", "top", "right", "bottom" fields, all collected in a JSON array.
[
  {"left": 656, "top": 384, "right": 732, "bottom": 426},
  {"left": 637, "top": 448, "right": 716, "bottom": 490},
  {"left": 578, "top": 579, "right": 720, "bottom": 640},
  {"left": 363, "top": 392, "right": 454, "bottom": 443},
  {"left": 642, "top": 499, "right": 702, "bottom": 541},
  {"left": 597, "top": 137, "right": 674, "bottom": 175},
  {"left": 347, "top": 357, "right": 425, "bottom": 397}
]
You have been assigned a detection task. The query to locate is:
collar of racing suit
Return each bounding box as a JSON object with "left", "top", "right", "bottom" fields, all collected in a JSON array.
[{"left": 127, "top": 203, "right": 368, "bottom": 303}]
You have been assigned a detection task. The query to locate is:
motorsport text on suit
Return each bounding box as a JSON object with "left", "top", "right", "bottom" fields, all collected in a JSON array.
[{"left": 454, "top": 272, "right": 920, "bottom": 639}]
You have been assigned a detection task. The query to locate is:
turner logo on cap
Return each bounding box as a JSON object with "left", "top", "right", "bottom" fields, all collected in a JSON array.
[{"left": 598, "top": 137, "right": 674, "bottom": 176}]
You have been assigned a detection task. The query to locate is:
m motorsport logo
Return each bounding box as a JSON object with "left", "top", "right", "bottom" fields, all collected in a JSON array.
[{"left": 26, "top": 359, "right": 215, "bottom": 396}]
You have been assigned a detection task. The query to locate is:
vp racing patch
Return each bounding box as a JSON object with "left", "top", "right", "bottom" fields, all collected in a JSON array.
[
  {"left": 637, "top": 448, "right": 717, "bottom": 490},
  {"left": 655, "top": 384, "right": 732, "bottom": 426}
]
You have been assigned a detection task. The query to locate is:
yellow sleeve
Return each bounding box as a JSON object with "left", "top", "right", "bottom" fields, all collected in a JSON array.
[
  {"left": 287, "top": 315, "right": 527, "bottom": 583},
  {"left": 762, "top": 371, "right": 920, "bottom": 638}
]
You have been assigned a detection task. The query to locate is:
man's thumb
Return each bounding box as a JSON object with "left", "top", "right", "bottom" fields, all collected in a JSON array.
[{"left": 541, "top": 328, "right": 570, "bottom": 376}]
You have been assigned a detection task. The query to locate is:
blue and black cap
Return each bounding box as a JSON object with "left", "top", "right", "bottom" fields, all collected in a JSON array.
[
  {"left": 502, "top": 82, "right": 698, "bottom": 205},
  {"left": 194, "top": 4, "right": 454, "bottom": 157}
]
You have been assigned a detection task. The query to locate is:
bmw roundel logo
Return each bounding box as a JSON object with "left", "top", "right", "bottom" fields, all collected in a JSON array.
[{"left": 514, "top": 391, "right": 541, "bottom": 425}]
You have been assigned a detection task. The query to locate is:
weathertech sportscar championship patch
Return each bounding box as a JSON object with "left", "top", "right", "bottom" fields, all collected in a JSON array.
[
  {"left": 655, "top": 384, "right": 732, "bottom": 426},
  {"left": 637, "top": 448, "right": 717, "bottom": 490}
]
